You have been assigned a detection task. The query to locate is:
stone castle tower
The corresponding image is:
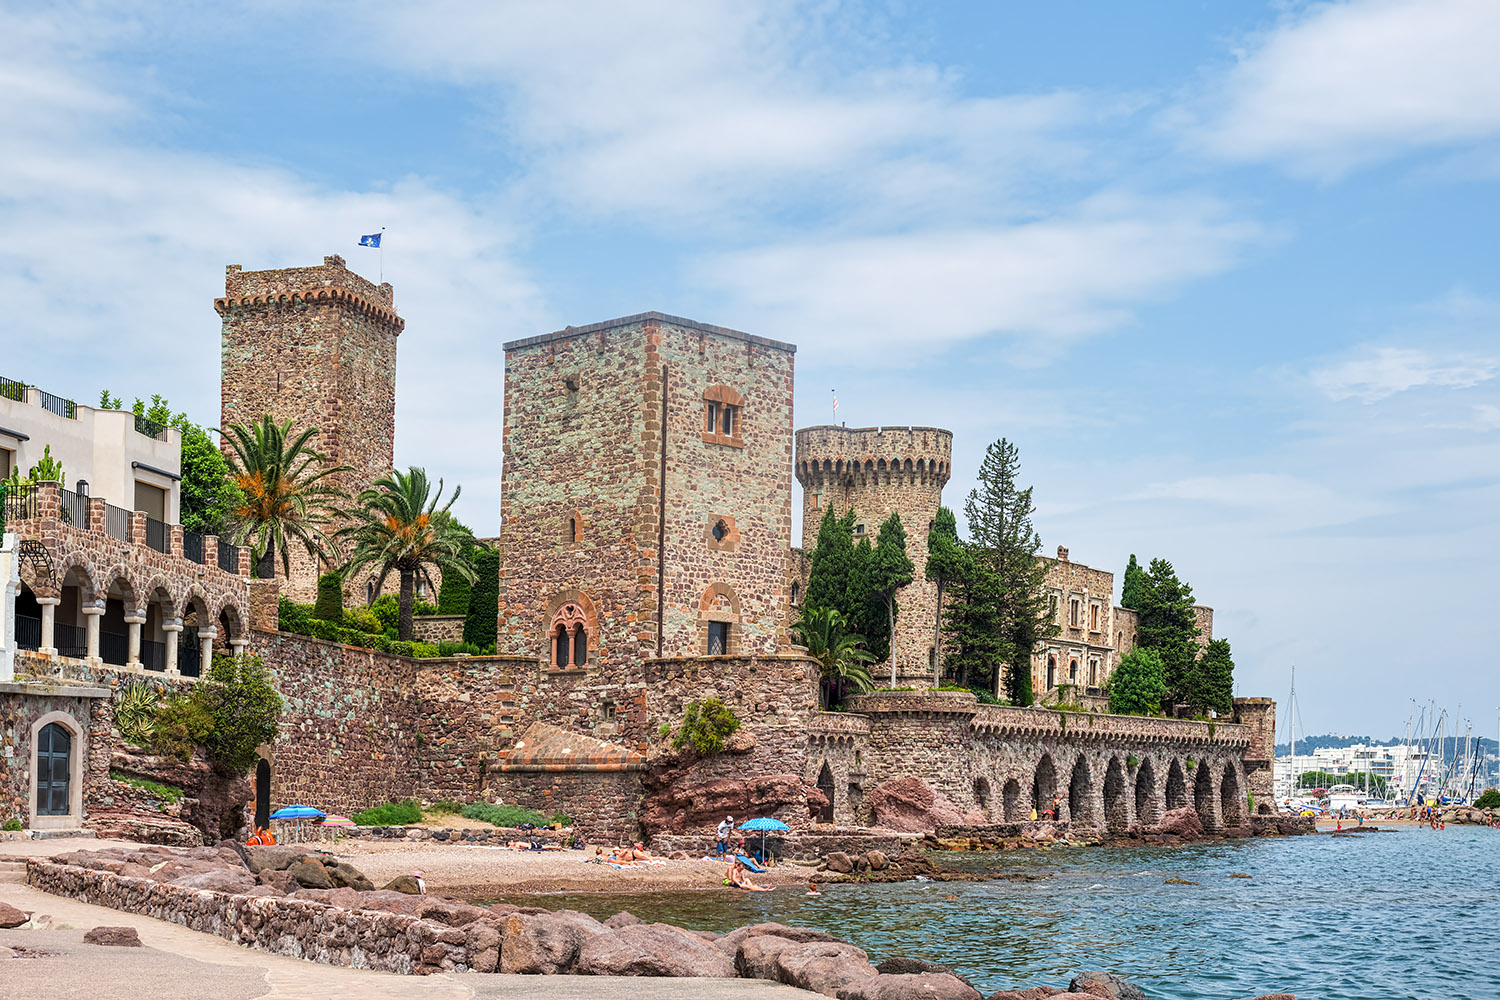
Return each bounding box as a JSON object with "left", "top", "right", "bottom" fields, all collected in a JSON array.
[
  {"left": 794, "top": 425, "right": 952, "bottom": 685},
  {"left": 497, "top": 312, "right": 796, "bottom": 692},
  {"left": 216, "top": 254, "right": 402, "bottom": 601}
]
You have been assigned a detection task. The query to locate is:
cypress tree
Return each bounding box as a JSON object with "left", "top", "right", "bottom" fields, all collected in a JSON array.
[
  {"left": 869, "top": 511, "right": 915, "bottom": 687},
  {"left": 461, "top": 545, "right": 500, "bottom": 651},
  {"left": 313, "top": 571, "right": 344, "bottom": 622},
  {"left": 1195, "top": 638, "right": 1235, "bottom": 716},
  {"left": 1121, "top": 554, "right": 1147, "bottom": 610},
  {"left": 924, "top": 506, "right": 963, "bottom": 686},
  {"left": 1134, "top": 558, "right": 1200, "bottom": 712},
  {"left": 804, "top": 507, "right": 857, "bottom": 616},
  {"left": 437, "top": 540, "right": 476, "bottom": 615},
  {"left": 847, "top": 535, "right": 887, "bottom": 665}
]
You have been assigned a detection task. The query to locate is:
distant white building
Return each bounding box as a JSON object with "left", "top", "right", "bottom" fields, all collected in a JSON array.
[{"left": 1273, "top": 743, "right": 1438, "bottom": 802}]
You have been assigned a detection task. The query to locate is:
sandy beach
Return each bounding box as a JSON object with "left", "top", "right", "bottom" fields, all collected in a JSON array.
[{"left": 325, "top": 839, "right": 820, "bottom": 896}]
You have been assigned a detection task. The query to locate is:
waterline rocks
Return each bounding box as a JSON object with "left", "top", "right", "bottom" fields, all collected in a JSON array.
[{"left": 1069, "top": 970, "right": 1149, "bottom": 999}]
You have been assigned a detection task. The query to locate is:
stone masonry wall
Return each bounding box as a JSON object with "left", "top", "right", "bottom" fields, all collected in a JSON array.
[
  {"left": 1035, "top": 550, "right": 1118, "bottom": 702},
  {"left": 413, "top": 615, "right": 465, "bottom": 645},
  {"left": 0, "top": 681, "right": 110, "bottom": 829},
  {"left": 795, "top": 426, "right": 952, "bottom": 684},
  {"left": 217, "top": 255, "right": 400, "bottom": 602}
]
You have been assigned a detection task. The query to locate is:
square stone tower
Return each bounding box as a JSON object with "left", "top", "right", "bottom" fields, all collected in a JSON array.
[
  {"left": 216, "top": 255, "right": 402, "bottom": 600},
  {"left": 498, "top": 312, "right": 795, "bottom": 675}
]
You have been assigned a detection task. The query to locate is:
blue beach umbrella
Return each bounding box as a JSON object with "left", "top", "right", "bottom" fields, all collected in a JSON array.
[
  {"left": 270, "top": 805, "right": 325, "bottom": 820},
  {"left": 738, "top": 817, "right": 790, "bottom": 860}
]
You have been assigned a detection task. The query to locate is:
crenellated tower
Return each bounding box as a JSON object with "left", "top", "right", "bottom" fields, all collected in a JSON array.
[{"left": 794, "top": 425, "right": 952, "bottom": 685}]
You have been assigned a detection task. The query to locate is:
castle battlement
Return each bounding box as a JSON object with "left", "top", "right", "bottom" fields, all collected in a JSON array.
[{"left": 794, "top": 425, "right": 952, "bottom": 489}]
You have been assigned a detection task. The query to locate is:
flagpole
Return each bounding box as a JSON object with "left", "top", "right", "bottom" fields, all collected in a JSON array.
[{"left": 379, "top": 227, "right": 385, "bottom": 284}]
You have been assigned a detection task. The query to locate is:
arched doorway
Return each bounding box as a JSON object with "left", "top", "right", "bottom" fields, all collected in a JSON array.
[
  {"left": 973, "top": 776, "right": 992, "bottom": 819},
  {"left": 1193, "top": 760, "right": 1216, "bottom": 830},
  {"left": 815, "top": 762, "right": 835, "bottom": 823},
  {"left": 1068, "top": 757, "right": 1096, "bottom": 827},
  {"left": 1103, "top": 757, "right": 1128, "bottom": 833},
  {"left": 254, "top": 758, "right": 272, "bottom": 829},
  {"left": 1033, "top": 754, "right": 1057, "bottom": 819},
  {"left": 1002, "top": 778, "right": 1021, "bottom": 821},
  {"left": 1219, "top": 762, "right": 1243, "bottom": 829},
  {"left": 1166, "top": 758, "right": 1188, "bottom": 810},
  {"left": 37, "top": 723, "right": 72, "bottom": 816},
  {"left": 1135, "top": 758, "right": 1159, "bottom": 827}
]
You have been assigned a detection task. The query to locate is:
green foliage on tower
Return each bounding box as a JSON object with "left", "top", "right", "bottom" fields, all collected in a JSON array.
[{"left": 1107, "top": 647, "right": 1168, "bottom": 716}]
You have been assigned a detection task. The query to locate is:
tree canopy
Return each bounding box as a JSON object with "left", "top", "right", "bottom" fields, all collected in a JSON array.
[
  {"left": 1107, "top": 647, "right": 1168, "bottom": 716},
  {"left": 868, "top": 511, "right": 914, "bottom": 686}
]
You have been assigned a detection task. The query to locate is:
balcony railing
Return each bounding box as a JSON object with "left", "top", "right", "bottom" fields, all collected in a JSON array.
[
  {"left": 218, "top": 539, "right": 239, "bottom": 573},
  {"left": 60, "top": 486, "right": 89, "bottom": 528},
  {"left": 141, "top": 638, "right": 166, "bottom": 672},
  {"left": 180, "top": 637, "right": 201, "bottom": 678},
  {"left": 2, "top": 482, "right": 36, "bottom": 520},
  {"left": 145, "top": 516, "right": 168, "bottom": 554},
  {"left": 103, "top": 503, "right": 131, "bottom": 541},
  {"left": 16, "top": 614, "right": 41, "bottom": 651},
  {"left": 100, "top": 631, "right": 129, "bottom": 667},
  {"left": 40, "top": 389, "right": 77, "bottom": 420},
  {"left": 134, "top": 413, "right": 168, "bottom": 440},
  {"left": 55, "top": 621, "right": 86, "bottom": 659},
  {"left": 0, "top": 376, "right": 25, "bottom": 402},
  {"left": 183, "top": 530, "right": 204, "bottom": 564}
]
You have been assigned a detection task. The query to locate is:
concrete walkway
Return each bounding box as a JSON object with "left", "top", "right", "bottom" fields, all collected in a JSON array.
[{"left": 0, "top": 839, "right": 821, "bottom": 1000}]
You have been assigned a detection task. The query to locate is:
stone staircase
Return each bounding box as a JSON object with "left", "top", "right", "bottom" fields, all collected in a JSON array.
[{"left": 0, "top": 857, "right": 28, "bottom": 885}]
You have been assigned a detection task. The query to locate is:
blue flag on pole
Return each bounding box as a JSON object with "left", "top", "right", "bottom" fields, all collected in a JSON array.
[{"left": 359, "top": 233, "right": 381, "bottom": 248}]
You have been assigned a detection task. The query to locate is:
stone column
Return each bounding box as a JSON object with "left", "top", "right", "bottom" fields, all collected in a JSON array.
[
  {"left": 36, "top": 596, "right": 60, "bottom": 656},
  {"left": 82, "top": 603, "right": 104, "bottom": 663},
  {"left": 198, "top": 629, "right": 216, "bottom": 667},
  {"left": 125, "top": 613, "right": 145, "bottom": 670},
  {"left": 230, "top": 638, "right": 249, "bottom": 661},
  {"left": 163, "top": 619, "right": 183, "bottom": 675},
  {"left": 204, "top": 534, "right": 220, "bottom": 570}
]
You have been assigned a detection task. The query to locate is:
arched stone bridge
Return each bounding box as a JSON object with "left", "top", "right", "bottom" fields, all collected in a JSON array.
[{"left": 812, "top": 692, "right": 1276, "bottom": 835}]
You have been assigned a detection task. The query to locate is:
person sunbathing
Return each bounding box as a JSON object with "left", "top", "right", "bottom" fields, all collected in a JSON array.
[{"left": 726, "top": 859, "right": 772, "bottom": 892}]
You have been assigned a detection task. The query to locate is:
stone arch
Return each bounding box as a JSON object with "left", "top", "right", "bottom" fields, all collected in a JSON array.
[
  {"left": 30, "top": 710, "right": 85, "bottom": 829},
  {"left": 699, "top": 582, "right": 741, "bottom": 655},
  {"left": 1219, "top": 760, "right": 1244, "bottom": 829},
  {"left": 543, "top": 589, "right": 599, "bottom": 668},
  {"left": 1002, "top": 778, "right": 1022, "bottom": 822},
  {"left": 1134, "top": 757, "right": 1159, "bottom": 827},
  {"left": 141, "top": 577, "right": 177, "bottom": 673},
  {"left": 973, "top": 776, "right": 992, "bottom": 818},
  {"left": 100, "top": 565, "right": 141, "bottom": 615},
  {"left": 218, "top": 599, "right": 244, "bottom": 642},
  {"left": 1255, "top": 799, "right": 1275, "bottom": 816},
  {"left": 1068, "top": 755, "right": 1097, "bottom": 828},
  {"left": 141, "top": 575, "right": 177, "bottom": 620},
  {"left": 815, "top": 762, "right": 835, "bottom": 823},
  {"left": 1103, "top": 756, "right": 1129, "bottom": 833},
  {"left": 1193, "top": 758, "right": 1217, "bottom": 830},
  {"left": 1033, "top": 753, "right": 1058, "bottom": 818},
  {"left": 1165, "top": 758, "right": 1188, "bottom": 811},
  {"left": 56, "top": 552, "right": 99, "bottom": 604}
]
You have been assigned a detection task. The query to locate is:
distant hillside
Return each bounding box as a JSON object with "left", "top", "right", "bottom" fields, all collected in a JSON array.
[{"left": 1276, "top": 733, "right": 1498, "bottom": 764}]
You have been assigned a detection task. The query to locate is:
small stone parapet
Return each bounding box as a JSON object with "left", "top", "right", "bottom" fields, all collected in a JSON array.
[
  {"left": 26, "top": 858, "right": 479, "bottom": 974},
  {"left": 340, "top": 825, "right": 576, "bottom": 846}
]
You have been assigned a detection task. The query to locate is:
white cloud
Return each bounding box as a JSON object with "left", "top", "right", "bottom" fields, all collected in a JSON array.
[
  {"left": 1308, "top": 346, "right": 1499, "bottom": 402},
  {"left": 1190, "top": 0, "right": 1500, "bottom": 175},
  {"left": 1473, "top": 404, "right": 1500, "bottom": 430},
  {"left": 693, "top": 194, "right": 1263, "bottom": 360}
]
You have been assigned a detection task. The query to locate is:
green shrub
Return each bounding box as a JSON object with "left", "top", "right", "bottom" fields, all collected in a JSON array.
[
  {"left": 436, "top": 542, "right": 476, "bottom": 615},
  {"left": 460, "top": 802, "right": 551, "bottom": 828},
  {"left": 1475, "top": 788, "right": 1500, "bottom": 809},
  {"left": 314, "top": 571, "right": 344, "bottom": 622},
  {"left": 550, "top": 812, "right": 573, "bottom": 827},
  {"left": 2, "top": 817, "right": 22, "bottom": 831},
  {"left": 152, "top": 654, "right": 282, "bottom": 772},
  {"left": 277, "top": 597, "right": 315, "bottom": 636},
  {"left": 410, "top": 641, "right": 440, "bottom": 658},
  {"left": 672, "top": 698, "right": 741, "bottom": 756},
  {"left": 462, "top": 547, "right": 499, "bottom": 650},
  {"left": 312, "top": 619, "right": 341, "bottom": 642},
  {"left": 342, "top": 607, "right": 384, "bottom": 635},
  {"left": 352, "top": 799, "right": 424, "bottom": 826},
  {"left": 1108, "top": 648, "right": 1168, "bottom": 716},
  {"left": 114, "top": 683, "right": 162, "bottom": 746},
  {"left": 151, "top": 693, "right": 214, "bottom": 761},
  {"left": 426, "top": 800, "right": 465, "bottom": 815},
  {"left": 110, "top": 770, "right": 185, "bottom": 804}
]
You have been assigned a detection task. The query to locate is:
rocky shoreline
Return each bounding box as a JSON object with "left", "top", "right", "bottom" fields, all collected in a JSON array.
[{"left": 14, "top": 842, "right": 1297, "bottom": 1000}]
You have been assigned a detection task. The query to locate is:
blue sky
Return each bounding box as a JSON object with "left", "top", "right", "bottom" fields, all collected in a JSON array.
[{"left": 4, "top": 1, "right": 1498, "bottom": 737}]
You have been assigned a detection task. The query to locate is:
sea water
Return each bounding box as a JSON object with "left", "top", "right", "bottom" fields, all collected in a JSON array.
[{"left": 502, "top": 826, "right": 1500, "bottom": 1000}]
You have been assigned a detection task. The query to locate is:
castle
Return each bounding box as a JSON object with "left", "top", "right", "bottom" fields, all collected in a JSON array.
[{"left": 0, "top": 254, "right": 1276, "bottom": 847}]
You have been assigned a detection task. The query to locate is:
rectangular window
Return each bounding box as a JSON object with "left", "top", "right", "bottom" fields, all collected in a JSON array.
[
  {"left": 1069, "top": 599, "right": 1081, "bottom": 627},
  {"left": 133, "top": 480, "right": 167, "bottom": 521},
  {"left": 1090, "top": 604, "right": 1099, "bottom": 631},
  {"left": 0, "top": 447, "right": 11, "bottom": 479},
  {"left": 707, "top": 621, "right": 729, "bottom": 655},
  {"left": 722, "top": 404, "right": 737, "bottom": 437},
  {"left": 705, "top": 401, "right": 720, "bottom": 433},
  {"left": 1049, "top": 595, "right": 1058, "bottom": 620}
]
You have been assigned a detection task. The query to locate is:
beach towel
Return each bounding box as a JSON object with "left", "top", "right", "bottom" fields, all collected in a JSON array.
[{"left": 736, "top": 854, "right": 766, "bottom": 872}]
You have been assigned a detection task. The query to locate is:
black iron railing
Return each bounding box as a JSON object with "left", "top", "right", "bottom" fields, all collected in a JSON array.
[
  {"left": 60, "top": 487, "right": 89, "bottom": 528},
  {"left": 40, "top": 390, "right": 76, "bottom": 419},
  {"left": 100, "top": 631, "right": 129, "bottom": 666},
  {"left": 2, "top": 483, "right": 36, "bottom": 520},
  {"left": 134, "top": 414, "right": 168, "bottom": 439},
  {"left": 180, "top": 636, "right": 201, "bottom": 678},
  {"left": 141, "top": 638, "right": 166, "bottom": 672},
  {"left": 104, "top": 503, "right": 131, "bottom": 541},
  {"left": 16, "top": 614, "right": 41, "bottom": 651},
  {"left": 218, "top": 539, "right": 239, "bottom": 572},
  {"left": 183, "top": 530, "right": 204, "bottom": 564},
  {"left": 55, "top": 621, "right": 86, "bottom": 658},
  {"left": 145, "top": 517, "right": 168, "bottom": 554},
  {"left": 0, "top": 376, "right": 25, "bottom": 402}
]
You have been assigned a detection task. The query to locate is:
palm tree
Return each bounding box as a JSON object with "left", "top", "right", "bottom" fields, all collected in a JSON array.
[
  {"left": 336, "top": 467, "right": 476, "bottom": 641},
  {"left": 221, "top": 417, "right": 349, "bottom": 580},
  {"left": 791, "top": 606, "right": 876, "bottom": 710}
]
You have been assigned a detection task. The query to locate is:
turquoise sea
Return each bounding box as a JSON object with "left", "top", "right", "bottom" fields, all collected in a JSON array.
[{"left": 506, "top": 826, "right": 1500, "bottom": 1000}]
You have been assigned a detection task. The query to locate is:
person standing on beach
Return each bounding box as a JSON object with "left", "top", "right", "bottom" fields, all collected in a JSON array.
[{"left": 717, "top": 816, "right": 733, "bottom": 858}]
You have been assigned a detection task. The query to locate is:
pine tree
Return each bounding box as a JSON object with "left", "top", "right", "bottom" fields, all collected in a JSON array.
[
  {"left": 804, "top": 507, "right": 857, "bottom": 616},
  {"left": 947, "top": 438, "right": 1056, "bottom": 705},
  {"left": 925, "top": 506, "right": 963, "bottom": 686},
  {"left": 869, "top": 512, "right": 915, "bottom": 687},
  {"left": 1133, "top": 558, "right": 1200, "bottom": 712},
  {"left": 1121, "top": 554, "right": 1147, "bottom": 610}
]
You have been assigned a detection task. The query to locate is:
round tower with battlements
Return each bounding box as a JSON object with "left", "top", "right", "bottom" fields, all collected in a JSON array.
[{"left": 794, "top": 425, "right": 952, "bottom": 686}]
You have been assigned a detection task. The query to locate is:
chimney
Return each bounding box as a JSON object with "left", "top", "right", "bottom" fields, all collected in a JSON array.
[{"left": 1057, "top": 545, "right": 1069, "bottom": 562}]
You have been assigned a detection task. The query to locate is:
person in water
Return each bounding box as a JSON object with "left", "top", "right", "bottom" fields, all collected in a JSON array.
[{"left": 806, "top": 881, "right": 821, "bottom": 896}]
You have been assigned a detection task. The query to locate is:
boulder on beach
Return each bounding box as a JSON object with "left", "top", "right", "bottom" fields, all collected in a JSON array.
[
  {"left": 498, "top": 908, "right": 607, "bottom": 974},
  {"left": 984, "top": 989, "right": 1064, "bottom": 1000},
  {"left": 825, "top": 851, "right": 854, "bottom": 873},
  {"left": 169, "top": 869, "right": 258, "bottom": 894},
  {"left": 576, "top": 922, "right": 736, "bottom": 978},
  {"left": 83, "top": 926, "right": 142, "bottom": 947},
  {"left": 877, "top": 957, "right": 959, "bottom": 977},
  {"left": 868, "top": 777, "right": 966, "bottom": 833},
  {"left": 842, "top": 972, "right": 983, "bottom": 1000},
  {"left": 0, "top": 902, "right": 29, "bottom": 928},
  {"left": 326, "top": 861, "right": 375, "bottom": 892},
  {"left": 773, "top": 939, "right": 879, "bottom": 996},
  {"left": 381, "top": 874, "right": 422, "bottom": 894},
  {"left": 1069, "top": 970, "right": 1150, "bottom": 1000},
  {"left": 286, "top": 859, "right": 334, "bottom": 889},
  {"left": 867, "top": 850, "right": 889, "bottom": 871},
  {"left": 1157, "top": 807, "right": 1203, "bottom": 840}
]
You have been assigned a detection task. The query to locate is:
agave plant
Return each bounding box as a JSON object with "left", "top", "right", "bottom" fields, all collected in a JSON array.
[{"left": 114, "top": 683, "right": 162, "bottom": 746}]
